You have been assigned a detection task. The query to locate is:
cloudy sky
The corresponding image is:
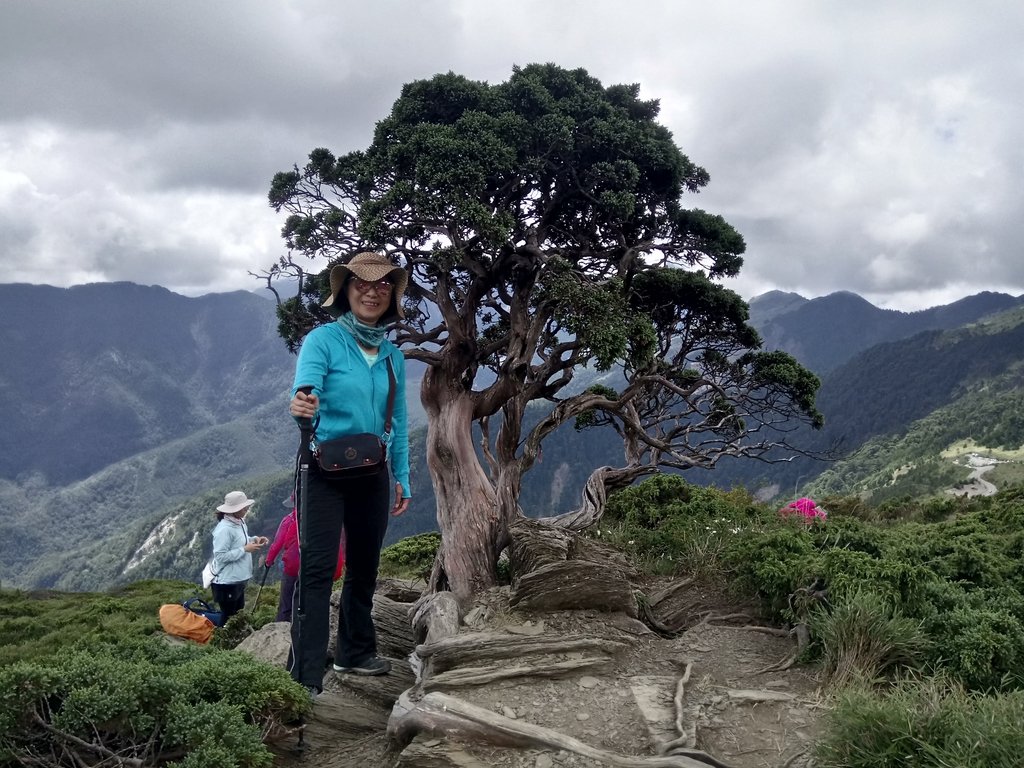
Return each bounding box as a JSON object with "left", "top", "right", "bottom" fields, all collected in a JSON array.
[{"left": 3, "top": 1, "right": 1022, "bottom": 311}]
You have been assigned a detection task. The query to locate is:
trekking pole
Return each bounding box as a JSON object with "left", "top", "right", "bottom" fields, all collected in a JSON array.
[
  {"left": 251, "top": 562, "right": 271, "bottom": 614},
  {"left": 292, "top": 389, "right": 316, "bottom": 749}
]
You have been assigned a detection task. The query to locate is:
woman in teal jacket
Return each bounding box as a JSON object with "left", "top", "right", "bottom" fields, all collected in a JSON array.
[{"left": 288, "top": 251, "right": 411, "bottom": 695}]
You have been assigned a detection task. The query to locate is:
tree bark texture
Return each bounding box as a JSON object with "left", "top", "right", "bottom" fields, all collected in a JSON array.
[
  {"left": 415, "top": 631, "right": 628, "bottom": 674},
  {"left": 423, "top": 380, "right": 500, "bottom": 604},
  {"left": 508, "top": 518, "right": 639, "bottom": 616},
  {"left": 537, "top": 465, "right": 651, "bottom": 531},
  {"left": 411, "top": 591, "right": 462, "bottom": 647}
]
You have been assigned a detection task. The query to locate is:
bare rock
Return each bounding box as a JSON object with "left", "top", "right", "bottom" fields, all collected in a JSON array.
[{"left": 234, "top": 620, "right": 291, "bottom": 667}]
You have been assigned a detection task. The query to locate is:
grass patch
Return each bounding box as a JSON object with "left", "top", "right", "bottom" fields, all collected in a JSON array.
[
  {"left": 991, "top": 461, "right": 1024, "bottom": 488},
  {"left": 0, "top": 579, "right": 279, "bottom": 666},
  {"left": 811, "top": 590, "right": 930, "bottom": 688},
  {"left": 816, "top": 676, "right": 1024, "bottom": 768}
]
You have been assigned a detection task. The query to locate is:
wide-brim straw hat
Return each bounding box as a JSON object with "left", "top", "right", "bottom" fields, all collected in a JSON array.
[
  {"left": 322, "top": 251, "right": 407, "bottom": 322},
  {"left": 217, "top": 490, "right": 255, "bottom": 515}
]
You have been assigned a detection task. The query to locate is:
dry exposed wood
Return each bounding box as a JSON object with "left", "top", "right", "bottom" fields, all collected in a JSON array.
[
  {"left": 304, "top": 688, "right": 390, "bottom": 742},
  {"left": 533, "top": 465, "right": 615, "bottom": 531},
  {"left": 388, "top": 690, "right": 737, "bottom": 768},
  {"left": 422, "top": 657, "right": 614, "bottom": 691},
  {"left": 751, "top": 623, "right": 810, "bottom": 675},
  {"left": 649, "top": 601, "right": 701, "bottom": 634},
  {"left": 705, "top": 621, "right": 787, "bottom": 636},
  {"left": 672, "top": 662, "right": 695, "bottom": 750},
  {"left": 410, "top": 591, "right": 462, "bottom": 646},
  {"left": 640, "top": 600, "right": 681, "bottom": 638},
  {"left": 508, "top": 518, "right": 572, "bottom": 576},
  {"left": 372, "top": 595, "right": 417, "bottom": 660},
  {"left": 535, "top": 465, "right": 645, "bottom": 532},
  {"left": 377, "top": 577, "right": 427, "bottom": 603},
  {"left": 725, "top": 689, "right": 797, "bottom": 704},
  {"left": 571, "top": 535, "right": 641, "bottom": 581},
  {"left": 415, "top": 630, "right": 629, "bottom": 673},
  {"left": 394, "top": 739, "right": 492, "bottom": 767},
  {"left": 506, "top": 518, "right": 640, "bottom": 615},
  {"left": 331, "top": 661, "right": 417, "bottom": 709},
  {"left": 511, "top": 559, "right": 638, "bottom": 615},
  {"left": 648, "top": 577, "right": 697, "bottom": 608}
]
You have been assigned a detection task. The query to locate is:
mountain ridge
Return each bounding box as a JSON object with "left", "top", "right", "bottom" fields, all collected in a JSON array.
[{"left": 3, "top": 281, "right": 1023, "bottom": 590}]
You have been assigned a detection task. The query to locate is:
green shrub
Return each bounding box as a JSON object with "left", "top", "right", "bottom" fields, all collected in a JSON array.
[
  {"left": 0, "top": 581, "right": 206, "bottom": 666},
  {"left": 0, "top": 636, "right": 306, "bottom": 767},
  {"left": 923, "top": 608, "right": 1024, "bottom": 691},
  {"left": 817, "top": 548, "right": 933, "bottom": 610},
  {"left": 380, "top": 532, "right": 441, "bottom": 578},
  {"left": 599, "top": 475, "right": 767, "bottom": 579},
  {"left": 720, "top": 525, "right": 821, "bottom": 619},
  {"left": 605, "top": 474, "right": 760, "bottom": 530}
]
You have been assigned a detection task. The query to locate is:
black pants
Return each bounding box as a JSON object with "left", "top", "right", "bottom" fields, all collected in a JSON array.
[
  {"left": 289, "top": 464, "right": 390, "bottom": 691},
  {"left": 276, "top": 571, "right": 297, "bottom": 622},
  {"left": 211, "top": 581, "right": 246, "bottom": 622}
]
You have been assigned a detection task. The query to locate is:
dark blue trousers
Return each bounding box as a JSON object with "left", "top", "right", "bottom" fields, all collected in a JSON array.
[{"left": 289, "top": 464, "right": 390, "bottom": 691}]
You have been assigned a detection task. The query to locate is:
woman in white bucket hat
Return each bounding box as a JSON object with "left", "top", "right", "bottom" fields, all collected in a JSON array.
[{"left": 210, "top": 490, "right": 268, "bottom": 623}]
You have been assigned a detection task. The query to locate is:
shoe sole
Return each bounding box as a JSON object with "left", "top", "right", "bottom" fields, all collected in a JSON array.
[{"left": 332, "top": 663, "right": 391, "bottom": 676}]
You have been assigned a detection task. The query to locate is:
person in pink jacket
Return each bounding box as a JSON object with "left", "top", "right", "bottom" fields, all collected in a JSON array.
[
  {"left": 266, "top": 496, "right": 346, "bottom": 622},
  {"left": 780, "top": 496, "right": 827, "bottom": 522}
]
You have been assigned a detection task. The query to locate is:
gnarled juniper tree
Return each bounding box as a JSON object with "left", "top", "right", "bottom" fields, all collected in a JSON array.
[{"left": 261, "top": 64, "right": 822, "bottom": 603}]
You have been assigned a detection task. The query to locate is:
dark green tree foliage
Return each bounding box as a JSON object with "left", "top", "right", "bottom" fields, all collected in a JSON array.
[{"left": 263, "top": 64, "right": 822, "bottom": 601}]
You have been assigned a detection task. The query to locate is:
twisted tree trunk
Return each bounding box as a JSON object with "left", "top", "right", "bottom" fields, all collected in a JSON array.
[
  {"left": 538, "top": 465, "right": 651, "bottom": 531},
  {"left": 423, "top": 374, "right": 500, "bottom": 605}
]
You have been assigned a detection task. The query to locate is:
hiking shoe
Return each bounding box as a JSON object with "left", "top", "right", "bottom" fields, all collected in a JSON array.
[
  {"left": 332, "top": 656, "right": 391, "bottom": 676},
  {"left": 305, "top": 685, "right": 320, "bottom": 704}
]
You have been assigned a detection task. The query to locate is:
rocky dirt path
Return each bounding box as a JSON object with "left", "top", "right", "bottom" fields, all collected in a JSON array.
[{"left": 269, "top": 579, "right": 826, "bottom": 768}]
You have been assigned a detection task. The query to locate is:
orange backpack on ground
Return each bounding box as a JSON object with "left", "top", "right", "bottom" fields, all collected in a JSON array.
[{"left": 159, "top": 603, "right": 215, "bottom": 644}]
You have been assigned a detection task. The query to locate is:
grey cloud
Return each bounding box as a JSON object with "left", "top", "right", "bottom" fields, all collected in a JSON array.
[
  {"left": 1, "top": 0, "right": 1023, "bottom": 308},
  {"left": 0, "top": 1, "right": 462, "bottom": 132}
]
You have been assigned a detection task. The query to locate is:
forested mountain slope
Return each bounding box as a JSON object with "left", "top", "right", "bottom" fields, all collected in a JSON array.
[
  {"left": 0, "top": 282, "right": 295, "bottom": 485},
  {"left": 525, "top": 303, "right": 1024, "bottom": 508},
  {"left": 747, "top": 305, "right": 1024, "bottom": 497},
  {"left": 3, "top": 282, "right": 1022, "bottom": 590},
  {"left": 750, "top": 289, "right": 1023, "bottom": 375}
]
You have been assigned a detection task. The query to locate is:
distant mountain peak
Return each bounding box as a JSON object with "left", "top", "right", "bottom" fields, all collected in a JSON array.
[{"left": 747, "top": 291, "right": 809, "bottom": 324}]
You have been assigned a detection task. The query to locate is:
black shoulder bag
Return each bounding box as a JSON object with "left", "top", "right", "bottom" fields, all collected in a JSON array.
[{"left": 312, "top": 357, "right": 396, "bottom": 478}]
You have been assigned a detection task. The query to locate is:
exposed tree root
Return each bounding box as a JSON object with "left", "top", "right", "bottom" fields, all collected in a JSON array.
[
  {"left": 410, "top": 591, "right": 461, "bottom": 646},
  {"left": 709, "top": 623, "right": 790, "bottom": 637},
  {"left": 388, "top": 690, "right": 736, "bottom": 768},
  {"left": 648, "top": 576, "right": 697, "bottom": 607},
  {"left": 416, "top": 630, "right": 629, "bottom": 673},
  {"left": 423, "top": 657, "right": 614, "bottom": 691},
  {"left": 640, "top": 598, "right": 681, "bottom": 638},
  {"left": 658, "top": 660, "right": 696, "bottom": 755},
  {"left": 695, "top": 612, "right": 754, "bottom": 628},
  {"left": 752, "top": 623, "right": 811, "bottom": 674}
]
